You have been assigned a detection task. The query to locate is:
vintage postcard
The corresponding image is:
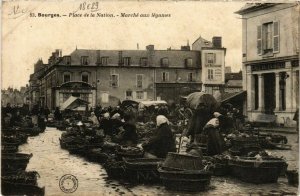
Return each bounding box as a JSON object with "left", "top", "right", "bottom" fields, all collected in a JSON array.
[{"left": 1, "top": 0, "right": 299, "bottom": 195}]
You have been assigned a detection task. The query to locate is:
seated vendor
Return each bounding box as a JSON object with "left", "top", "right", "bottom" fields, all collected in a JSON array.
[
  {"left": 89, "top": 112, "right": 99, "bottom": 126},
  {"left": 142, "top": 115, "right": 176, "bottom": 158},
  {"left": 99, "top": 112, "right": 111, "bottom": 136},
  {"left": 118, "top": 114, "right": 138, "bottom": 146},
  {"left": 10, "top": 110, "right": 23, "bottom": 127}
]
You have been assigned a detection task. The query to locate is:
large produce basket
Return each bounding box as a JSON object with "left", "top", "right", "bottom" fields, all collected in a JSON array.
[
  {"left": 158, "top": 168, "right": 211, "bottom": 192},
  {"left": 228, "top": 156, "right": 288, "bottom": 184},
  {"left": 104, "top": 160, "right": 126, "bottom": 180},
  {"left": 116, "top": 146, "right": 144, "bottom": 161},
  {"left": 124, "top": 158, "right": 163, "bottom": 183},
  {"left": 231, "top": 137, "right": 260, "bottom": 147},
  {"left": 2, "top": 153, "right": 33, "bottom": 173},
  {"left": 86, "top": 148, "right": 109, "bottom": 164},
  {"left": 286, "top": 170, "right": 298, "bottom": 186},
  {"left": 1, "top": 145, "right": 19, "bottom": 153},
  {"left": 1, "top": 180, "right": 45, "bottom": 196},
  {"left": 212, "top": 155, "right": 230, "bottom": 176},
  {"left": 162, "top": 152, "right": 203, "bottom": 171}
]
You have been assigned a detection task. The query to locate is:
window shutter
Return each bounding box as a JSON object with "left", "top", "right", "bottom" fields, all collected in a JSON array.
[
  {"left": 213, "top": 53, "right": 216, "bottom": 64},
  {"left": 257, "top": 25, "right": 262, "bottom": 55},
  {"left": 132, "top": 91, "right": 136, "bottom": 99},
  {"left": 143, "top": 92, "right": 147, "bottom": 100},
  {"left": 273, "top": 21, "right": 280, "bottom": 53},
  {"left": 205, "top": 53, "right": 208, "bottom": 64},
  {"left": 109, "top": 75, "right": 112, "bottom": 87},
  {"left": 116, "top": 75, "right": 119, "bottom": 87}
]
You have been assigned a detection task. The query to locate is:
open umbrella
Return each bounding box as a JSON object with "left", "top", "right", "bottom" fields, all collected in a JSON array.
[{"left": 186, "top": 92, "right": 220, "bottom": 112}]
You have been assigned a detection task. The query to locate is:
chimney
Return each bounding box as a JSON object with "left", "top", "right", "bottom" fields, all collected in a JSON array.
[
  {"left": 146, "top": 45, "right": 154, "bottom": 51},
  {"left": 212, "top": 36, "right": 222, "bottom": 48},
  {"left": 181, "top": 46, "right": 190, "bottom": 51}
]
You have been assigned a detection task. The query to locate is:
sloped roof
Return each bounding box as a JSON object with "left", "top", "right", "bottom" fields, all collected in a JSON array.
[
  {"left": 225, "top": 72, "right": 242, "bottom": 80},
  {"left": 192, "top": 36, "right": 213, "bottom": 46},
  {"left": 235, "top": 3, "right": 277, "bottom": 15}
]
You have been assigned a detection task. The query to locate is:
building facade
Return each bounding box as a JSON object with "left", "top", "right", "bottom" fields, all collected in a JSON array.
[
  {"left": 29, "top": 36, "right": 226, "bottom": 109},
  {"left": 192, "top": 36, "right": 226, "bottom": 95},
  {"left": 236, "top": 3, "right": 299, "bottom": 127}
]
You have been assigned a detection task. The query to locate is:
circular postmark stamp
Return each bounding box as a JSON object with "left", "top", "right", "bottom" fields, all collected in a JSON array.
[{"left": 59, "top": 174, "right": 78, "bottom": 193}]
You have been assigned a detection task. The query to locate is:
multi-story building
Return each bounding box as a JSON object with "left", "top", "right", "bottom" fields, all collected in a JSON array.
[
  {"left": 30, "top": 36, "right": 227, "bottom": 109},
  {"left": 236, "top": 3, "right": 299, "bottom": 127},
  {"left": 192, "top": 36, "right": 226, "bottom": 95},
  {"left": 225, "top": 71, "right": 243, "bottom": 93},
  {"left": 28, "top": 59, "right": 47, "bottom": 108}
]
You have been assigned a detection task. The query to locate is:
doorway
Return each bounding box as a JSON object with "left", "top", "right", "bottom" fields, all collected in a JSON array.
[{"left": 264, "top": 73, "right": 275, "bottom": 114}]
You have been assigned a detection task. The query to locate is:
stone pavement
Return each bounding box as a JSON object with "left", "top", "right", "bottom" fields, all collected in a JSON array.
[{"left": 258, "top": 126, "right": 298, "bottom": 134}]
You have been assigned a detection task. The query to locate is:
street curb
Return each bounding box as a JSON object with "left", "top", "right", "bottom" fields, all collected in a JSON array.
[{"left": 259, "top": 129, "right": 297, "bottom": 135}]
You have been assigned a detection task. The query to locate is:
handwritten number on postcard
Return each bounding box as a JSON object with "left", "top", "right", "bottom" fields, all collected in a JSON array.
[{"left": 74, "top": 2, "right": 99, "bottom": 13}]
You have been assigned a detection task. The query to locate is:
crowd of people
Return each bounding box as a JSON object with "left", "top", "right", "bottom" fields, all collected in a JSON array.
[
  {"left": 2, "top": 100, "right": 247, "bottom": 159},
  {"left": 1, "top": 103, "right": 49, "bottom": 129}
]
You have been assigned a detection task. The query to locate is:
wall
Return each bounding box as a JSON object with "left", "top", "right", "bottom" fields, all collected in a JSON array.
[
  {"left": 242, "top": 4, "right": 299, "bottom": 63},
  {"left": 96, "top": 67, "right": 155, "bottom": 106},
  {"left": 201, "top": 49, "right": 225, "bottom": 85}
]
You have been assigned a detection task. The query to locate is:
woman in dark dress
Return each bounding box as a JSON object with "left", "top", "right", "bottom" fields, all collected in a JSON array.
[
  {"left": 142, "top": 115, "right": 176, "bottom": 158},
  {"left": 119, "top": 114, "right": 138, "bottom": 146},
  {"left": 203, "top": 118, "right": 225, "bottom": 156}
]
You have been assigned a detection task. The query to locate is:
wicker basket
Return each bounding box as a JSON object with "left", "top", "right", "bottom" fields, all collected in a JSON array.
[
  {"left": 104, "top": 160, "right": 126, "bottom": 180},
  {"left": 231, "top": 137, "right": 259, "bottom": 147},
  {"left": 228, "top": 157, "right": 287, "bottom": 184},
  {"left": 116, "top": 147, "right": 144, "bottom": 161},
  {"left": 162, "top": 152, "right": 204, "bottom": 171},
  {"left": 158, "top": 167, "right": 211, "bottom": 192},
  {"left": 286, "top": 170, "right": 298, "bottom": 185},
  {"left": 124, "top": 158, "right": 163, "bottom": 183}
]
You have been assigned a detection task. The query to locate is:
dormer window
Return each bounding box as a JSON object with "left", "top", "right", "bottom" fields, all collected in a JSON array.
[
  {"left": 101, "top": 57, "right": 109, "bottom": 66},
  {"left": 81, "top": 56, "right": 89, "bottom": 65},
  {"left": 64, "top": 56, "right": 71, "bottom": 65},
  {"left": 140, "top": 58, "right": 148, "bottom": 66},
  {"left": 123, "top": 57, "right": 131, "bottom": 66},
  {"left": 185, "top": 58, "right": 193, "bottom": 67},
  {"left": 161, "top": 58, "right": 169, "bottom": 67}
]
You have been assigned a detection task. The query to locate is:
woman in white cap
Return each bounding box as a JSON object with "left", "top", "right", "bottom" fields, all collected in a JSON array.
[
  {"left": 142, "top": 115, "right": 176, "bottom": 158},
  {"left": 89, "top": 112, "right": 99, "bottom": 126},
  {"left": 99, "top": 112, "right": 111, "bottom": 136}
]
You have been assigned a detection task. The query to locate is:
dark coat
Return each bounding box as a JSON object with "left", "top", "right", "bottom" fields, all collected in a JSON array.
[
  {"left": 121, "top": 122, "right": 138, "bottom": 146},
  {"left": 99, "top": 118, "right": 112, "bottom": 136},
  {"left": 187, "top": 108, "right": 212, "bottom": 137},
  {"left": 143, "top": 123, "right": 176, "bottom": 158},
  {"left": 203, "top": 125, "right": 225, "bottom": 156}
]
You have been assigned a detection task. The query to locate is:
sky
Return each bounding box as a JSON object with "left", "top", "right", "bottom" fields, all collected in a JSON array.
[{"left": 2, "top": 1, "right": 244, "bottom": 89}]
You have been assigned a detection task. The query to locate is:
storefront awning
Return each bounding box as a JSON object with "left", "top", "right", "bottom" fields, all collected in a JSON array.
[
  {"left": 221, "top": 91, "right": 246, "bottom": 103},
  {"left": 61, "top": 96, "right": 89, "bottom": 110}
]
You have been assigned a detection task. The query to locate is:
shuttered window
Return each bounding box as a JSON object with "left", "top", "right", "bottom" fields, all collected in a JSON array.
[
  {"left": 208, "top": 69, "right": 214, "bottom": 80},
  {"left": 273, "top": 21, "right": 280, "bottom": 53},
  {"left": 257, "top": 25, "right": 262, "bottom": 55},
  {"left": 110, "top": 74, "right": 119, "bottom": 87},
  {"left": 136, "top": 74, "right": 143, "bottom": 88}
]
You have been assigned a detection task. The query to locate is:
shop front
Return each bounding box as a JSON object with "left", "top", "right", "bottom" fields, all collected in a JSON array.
[{"left": 54, "top": 81, "right": 96, "bottom": 109}]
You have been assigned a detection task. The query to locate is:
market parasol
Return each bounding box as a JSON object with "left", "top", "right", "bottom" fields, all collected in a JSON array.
[{"left": 186, "top": 92, "right": 220, "bottom": 112}]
